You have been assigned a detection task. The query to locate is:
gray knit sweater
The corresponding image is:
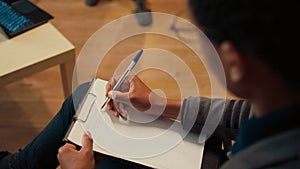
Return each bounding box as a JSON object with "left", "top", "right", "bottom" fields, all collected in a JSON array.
[{"left": 180, "top": 97, "right": 254, "bottom": 140}]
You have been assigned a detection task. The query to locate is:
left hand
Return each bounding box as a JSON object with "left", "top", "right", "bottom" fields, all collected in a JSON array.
[{"left": 57, "top": 132, "right": 95, "bottom": 169}]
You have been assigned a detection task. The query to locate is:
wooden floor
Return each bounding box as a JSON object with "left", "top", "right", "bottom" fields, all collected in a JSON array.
[{"left": 0, "top": 0, "right": 237, "bottom": 166}]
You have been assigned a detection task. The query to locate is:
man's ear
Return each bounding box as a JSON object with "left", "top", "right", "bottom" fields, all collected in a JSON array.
[{"left": 219, "top": 41, "right": 245, "bottom": 83}]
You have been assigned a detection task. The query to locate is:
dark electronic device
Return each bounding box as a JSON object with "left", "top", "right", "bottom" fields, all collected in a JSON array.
[{"left": 0, "top": 0, "right": 53, "bottom": 38}]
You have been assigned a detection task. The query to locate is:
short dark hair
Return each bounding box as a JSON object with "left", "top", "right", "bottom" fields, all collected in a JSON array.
[{"left": 189, "top": 0, "right": 299, "bottom": 88}]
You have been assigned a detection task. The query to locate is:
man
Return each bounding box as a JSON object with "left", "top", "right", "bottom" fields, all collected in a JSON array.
[
  {"left": 116, "top": 0, "right": 300, "bottom": 168},
  {"left": 1, "top": 0, "right": 299, "bottom": 168},
  {"left": 59, "top": 0, "right": 300, "bottom": 168}
]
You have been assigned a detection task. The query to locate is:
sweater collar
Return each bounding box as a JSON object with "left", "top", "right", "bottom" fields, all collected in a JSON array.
[{"left": 231, "top": 105, "right": 300, "bottom": 155}]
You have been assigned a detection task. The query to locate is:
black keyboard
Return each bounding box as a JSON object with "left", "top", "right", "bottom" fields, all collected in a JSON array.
[
  {"left": 0, "top": 0, "right": 53, "bottom": 38},
  {"left": 0, "top": 0, "right": 34, "bottom": 33}
]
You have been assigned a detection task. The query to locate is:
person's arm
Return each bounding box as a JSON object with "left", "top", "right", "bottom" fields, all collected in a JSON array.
[
  {"left": 180, "top": 97, "right": 253, "bottom": 140},
  {"left": 106, "top": 75, "right": 253, "bottom": 140},
  {"left": 155, "top": 96, "right": 253, "bottom": 140}
]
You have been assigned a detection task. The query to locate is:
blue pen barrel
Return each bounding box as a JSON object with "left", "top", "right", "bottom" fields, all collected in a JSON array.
[{"left": 100, "top": 49, "right": 144, "bottom": 109}]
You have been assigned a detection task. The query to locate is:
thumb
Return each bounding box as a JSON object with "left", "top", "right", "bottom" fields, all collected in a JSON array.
[
  {"left": 80, "top": 132, "right": 93, "bottom": 153},
  {"left": 108, "top": 91, "right": 130, "bottom": 104}
]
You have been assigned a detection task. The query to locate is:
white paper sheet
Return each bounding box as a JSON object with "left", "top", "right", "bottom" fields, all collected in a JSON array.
[{"left": 66, "top": 78, "right": 204, "bottom": 169}]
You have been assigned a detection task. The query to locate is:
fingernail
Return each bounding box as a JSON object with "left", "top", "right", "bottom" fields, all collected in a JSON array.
[
  {"left": 120, "top": 112, "right": 127, "bottom": 120},
  {"left": 86, "top": 131, "right": 92, "bottom": 139},
  {"left": 108, "top": 91, "right": 116, "bottom": 99}
]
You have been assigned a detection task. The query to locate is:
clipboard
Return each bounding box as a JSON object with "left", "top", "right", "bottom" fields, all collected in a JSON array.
[
  {"left": 63, "top": 78, "right": 205, "bottom": 169},
  {"left": 63, "top": 78, "right": 98, "bottom": 143}
]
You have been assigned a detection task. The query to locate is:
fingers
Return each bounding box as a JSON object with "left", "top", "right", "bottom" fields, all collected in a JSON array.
[
  {"left": 105, "top": 76, "right": 124, "bottom": 110},
  {"left": 57, "top": 143, "right": 77, "bottom": 160},
  {"left": 108, "top": 90, "right": 130, "bottom": 104},
  {"left": 118, "top": 103, "right": 128, "bottom": 119},
  {"left": 107, "top": 99, "right": 113, "bottom": 110},
  {"left": 58, "top": 132, "right": 93, "bottom": 158},
  {"left": 105, "top": 75, "right": 139, "bottom": 117},
  {"left": 57, "top": 132, "right": 95, "bottom": 169},
  {"left": 105, "top": 83, "right": 112, "bottom": 97},
  {"left": 105, "top": 76, "right": 118, "bottom": 97},
  {"left": 106, "top": 75, "right": 136, "bottom": 95},
  {"left": 80, "top": 132, "right": 93, "bottom": 154},
  {"left": 58, "top": 143, "right": 77, "bottom": 154},
  {"left": 106, "top": 99, "right": 120, "bottom": 117}
]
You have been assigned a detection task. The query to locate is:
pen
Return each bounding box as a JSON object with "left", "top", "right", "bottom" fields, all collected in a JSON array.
[{"left": 100, "top": 49, "right": 143, "bottom": 109}]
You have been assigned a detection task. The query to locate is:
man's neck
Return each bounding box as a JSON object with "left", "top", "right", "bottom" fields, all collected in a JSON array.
[{"left": 250, "top": 86, "right": 300, "bottom": 118}]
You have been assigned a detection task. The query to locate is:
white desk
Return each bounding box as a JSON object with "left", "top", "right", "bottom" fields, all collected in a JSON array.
[{"left": 0, "top": 23, "right": 75, "bottom": 98}]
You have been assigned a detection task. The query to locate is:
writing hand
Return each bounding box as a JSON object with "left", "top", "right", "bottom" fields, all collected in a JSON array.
[{"left": 105, "top": 75, "right": 168, "bottom": 122}]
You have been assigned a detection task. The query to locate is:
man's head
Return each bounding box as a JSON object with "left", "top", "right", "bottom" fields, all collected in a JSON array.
[{"left": 189, "top": 0, "right": 299, "bottom": 98}]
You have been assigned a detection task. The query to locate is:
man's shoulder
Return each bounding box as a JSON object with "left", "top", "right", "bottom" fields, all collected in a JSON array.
[{"left": 220, "top": 129, "right": 300, "bottom": 169}]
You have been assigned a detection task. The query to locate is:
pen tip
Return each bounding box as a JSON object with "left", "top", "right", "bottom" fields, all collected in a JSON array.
[{"left": 133, "top": 49, "right": 143, "bottom": 62}]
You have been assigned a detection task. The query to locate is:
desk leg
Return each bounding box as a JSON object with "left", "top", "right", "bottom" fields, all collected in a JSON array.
[{"left": 60, "top": 57, "right": 75, "bottom": 98}]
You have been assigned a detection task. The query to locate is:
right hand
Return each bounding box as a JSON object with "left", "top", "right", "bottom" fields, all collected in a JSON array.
[{"left": 105, "top": 75, "right": 167, "bottom": 122}]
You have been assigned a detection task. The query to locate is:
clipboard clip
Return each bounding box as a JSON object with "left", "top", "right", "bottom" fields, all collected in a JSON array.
[
  {"left": 77, "top": 93, "right": 97, "bottom": 122},
  {"left": 75, "top": 78, "right": 98, "bottom": 122}
]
